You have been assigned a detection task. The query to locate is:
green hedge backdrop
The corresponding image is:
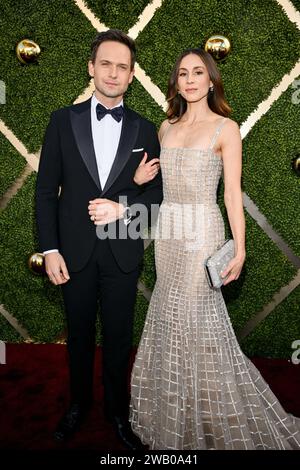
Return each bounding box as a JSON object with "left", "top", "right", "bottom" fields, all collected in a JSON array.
[{"left": 0, "top": 0, "right": 299, "bottom": 357}]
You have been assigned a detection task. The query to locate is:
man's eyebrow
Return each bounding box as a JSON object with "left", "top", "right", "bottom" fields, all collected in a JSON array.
[{"left": 99, "top": 59, "right": 129, "bottom": 67}]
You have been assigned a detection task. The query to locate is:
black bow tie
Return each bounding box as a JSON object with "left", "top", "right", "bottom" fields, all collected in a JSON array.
[{"left": 96, "top": 103, "right": 124, "bottom": 122}]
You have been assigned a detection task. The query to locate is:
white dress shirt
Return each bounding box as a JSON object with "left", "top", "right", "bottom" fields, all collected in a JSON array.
[
  {"left": 43, "top": 94, "right": 124, "bottom": 255},
  {"left": 91, "top": 94, "right": 123, "bottom": 190}
]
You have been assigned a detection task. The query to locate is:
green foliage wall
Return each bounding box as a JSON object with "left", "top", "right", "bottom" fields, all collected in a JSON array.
[{"left": 0, "top": 0, "right": 299, "bottom": 357}]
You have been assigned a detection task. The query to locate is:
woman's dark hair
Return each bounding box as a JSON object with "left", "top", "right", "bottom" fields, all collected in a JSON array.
[
  {"left": 167, "top": 48, "right": 231, "bottom": 121},
  {"left": 90, "top": 29, "right": 136, "bottom": 70}
]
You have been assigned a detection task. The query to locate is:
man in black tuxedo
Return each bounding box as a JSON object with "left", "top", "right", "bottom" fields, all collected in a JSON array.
[{"left": 35, "top": 29, "right": 162, "bottom": 450}]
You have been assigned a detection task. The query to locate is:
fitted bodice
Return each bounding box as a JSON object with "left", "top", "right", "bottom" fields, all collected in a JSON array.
[
  {"left": 160, "top": 147, "right": 223, "bottom": 206},
  {"left": 159, "top": 117, "right": 227, "bottom": 206}
]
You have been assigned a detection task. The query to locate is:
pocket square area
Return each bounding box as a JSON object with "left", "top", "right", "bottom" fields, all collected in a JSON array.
[{"left": 132, "top": 148, "right": 144, "bottom": 152}]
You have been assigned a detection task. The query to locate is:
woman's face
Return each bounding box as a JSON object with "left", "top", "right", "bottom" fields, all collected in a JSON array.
[{"left": 177, "top": 53, "right": 212, "bottom": 103}]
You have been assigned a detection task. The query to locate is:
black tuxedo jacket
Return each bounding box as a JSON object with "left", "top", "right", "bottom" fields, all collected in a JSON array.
[{"left": 35, "top": 98, "right": 163, "bottom": 273}]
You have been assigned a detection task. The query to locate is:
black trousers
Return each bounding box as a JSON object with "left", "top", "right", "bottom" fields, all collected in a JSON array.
[{"left": 61, "top": 237, "right": 140, "bottom": 417}]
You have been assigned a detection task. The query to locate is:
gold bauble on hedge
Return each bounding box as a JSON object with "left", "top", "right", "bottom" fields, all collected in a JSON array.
[
  {"left": 205, "top": 35, "right": 231, "bottom": 61},
  {"left": 291, "top": 155, "right": 300, "bottom": 176},
  {"left": 16, "top": 39, "right": 41, "bottom": 64},
  {"left": 28, "top": 253, "right": 45, "bottom": 275}
]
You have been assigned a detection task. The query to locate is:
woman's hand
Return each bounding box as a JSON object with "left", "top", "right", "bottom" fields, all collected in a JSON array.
[
  {"left": 221, "top": 253, "right": 245, "bottom": 286},
  {"left": 134, "top": 152, "right": 160, "bottom": 185}
]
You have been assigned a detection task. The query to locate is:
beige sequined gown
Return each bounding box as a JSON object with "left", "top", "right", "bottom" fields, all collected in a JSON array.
[{"left": 130, "top": 118, "right": 300, "bottom": 450}]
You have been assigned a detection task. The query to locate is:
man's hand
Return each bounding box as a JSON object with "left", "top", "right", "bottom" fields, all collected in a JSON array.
[
  {"left": 45, "top": 252, "right": 70, "bottom": 285},
  {"left": 88, "top": 198, "right": 126, "bottom": 225}
]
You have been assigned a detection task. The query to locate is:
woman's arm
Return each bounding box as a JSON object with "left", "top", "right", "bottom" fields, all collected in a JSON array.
[
  {"left": 133, "top": 119, "right": 170, "bottom": 186},
  {"left": 219, "top": 120, "right": 246, "bottom": 285}
]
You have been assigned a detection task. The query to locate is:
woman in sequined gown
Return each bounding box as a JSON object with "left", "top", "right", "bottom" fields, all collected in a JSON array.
[{"left": 130, "top": 48, "right": 300, "bottom": 450}]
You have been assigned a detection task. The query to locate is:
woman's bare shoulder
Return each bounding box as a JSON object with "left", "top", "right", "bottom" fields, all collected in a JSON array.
[
  {"left": 159, "top": 119, "right": 172, "bottom": 131},
  {"left": 158, "top": 119, "right": 172, "bottom": 142},
  {"left": 219, "top": 118, "right": 241, "bottom": 152},
  {"left": 222, "top": 117, "right": 240, "bottom": 131}
]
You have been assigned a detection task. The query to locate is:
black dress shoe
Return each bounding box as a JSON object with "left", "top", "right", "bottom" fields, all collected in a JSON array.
[
  {"left": 53, "top": 403, "right": 89, "bottom": 441},
  {"left": 111, "top": 415, "right": 145, "bottom": 451}
]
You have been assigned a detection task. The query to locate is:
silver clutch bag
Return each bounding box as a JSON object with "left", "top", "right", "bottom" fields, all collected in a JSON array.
[{"left": 204, "top": 239, "right": 235, "bottom": 289}]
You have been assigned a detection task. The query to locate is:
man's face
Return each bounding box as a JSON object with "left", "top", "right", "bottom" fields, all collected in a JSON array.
[{"left": 88, "top": 40, "right": 134, "bottom": 103}]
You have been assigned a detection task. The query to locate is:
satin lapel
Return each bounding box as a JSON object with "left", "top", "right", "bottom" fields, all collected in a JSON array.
[
  {"left": 70, "top": 99, "right": 102, "bottom": 191},
  {"left": 101, "top": 108, "right": 139, "bottom": 196}
]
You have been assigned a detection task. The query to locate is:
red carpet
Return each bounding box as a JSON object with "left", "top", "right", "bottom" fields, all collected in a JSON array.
[{"left": 0, "top": 344, "right": 299, "bottom": 452}]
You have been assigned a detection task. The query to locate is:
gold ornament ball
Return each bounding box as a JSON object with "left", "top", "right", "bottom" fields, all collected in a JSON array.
[
  {"left": 28, "top": 253, "right": 45, "bottom": 275},
  {"left": 205, "top": 35, "right": 231, "bottom": 61},
  {"left": 291, "top": 155, "right": 300, "bottom": 176},
  {"left": 16, "top": 39, "right": 41, "bottom": 64}
]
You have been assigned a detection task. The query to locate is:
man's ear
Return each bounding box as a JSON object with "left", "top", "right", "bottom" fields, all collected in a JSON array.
[
  {"left": 129, "top": 68, "right": 135, "bottom": 84},
  {"left": 88, "top": 60, "right": 94, "bottom": 78}
]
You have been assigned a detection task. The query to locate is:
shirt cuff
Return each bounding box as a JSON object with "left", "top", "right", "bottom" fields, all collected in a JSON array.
[{"left": 43, "top": 249, "right": 59, "bottom": 255}]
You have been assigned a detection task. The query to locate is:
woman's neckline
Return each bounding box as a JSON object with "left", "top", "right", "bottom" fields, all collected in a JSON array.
[{"left": 161, "top": 146, "right": 222, "bottom": 159}]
